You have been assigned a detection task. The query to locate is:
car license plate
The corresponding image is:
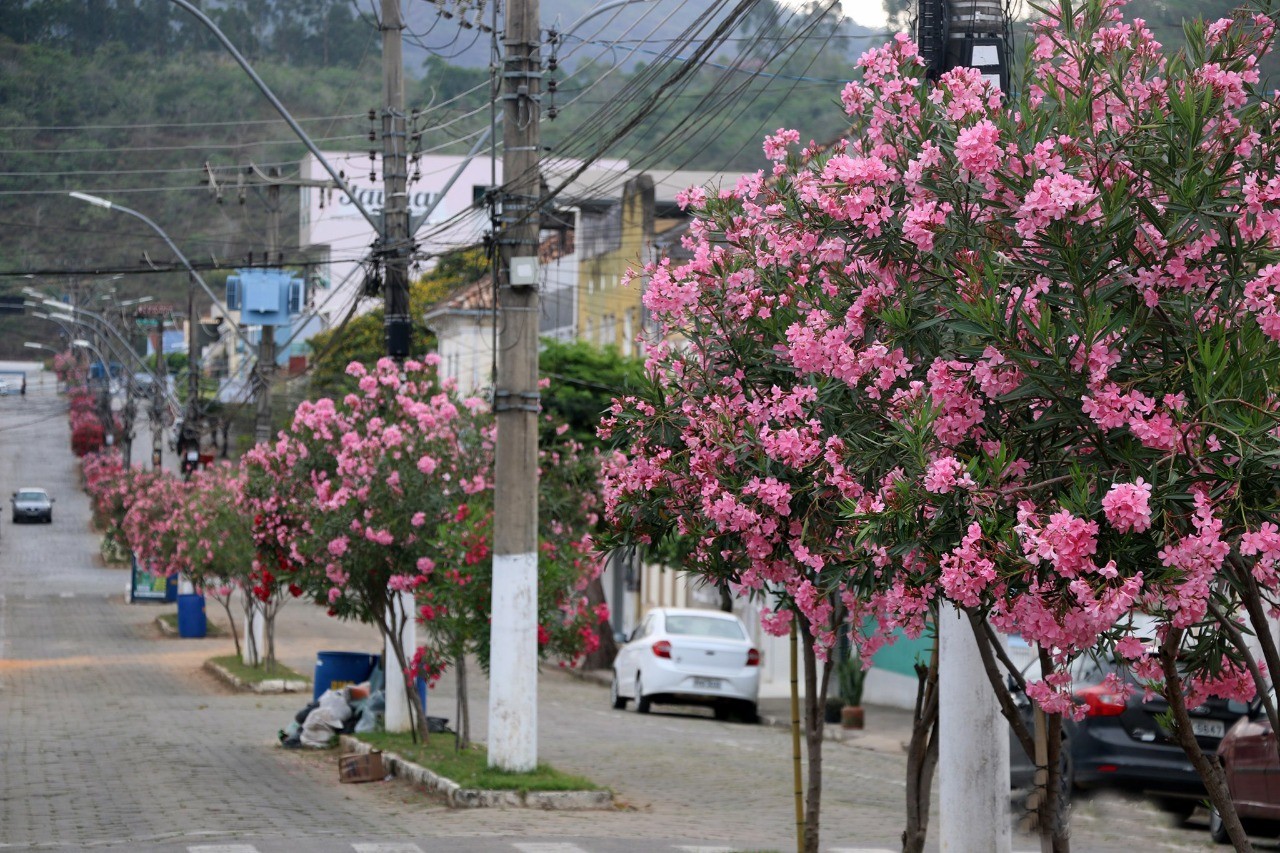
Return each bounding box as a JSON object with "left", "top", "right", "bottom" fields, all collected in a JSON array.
[
  {"left": 1191, "top": 719, "right": 1224, "bottom": 738},
  {"left": 692, "top": 677, "right": 722, "bottom": 690}
]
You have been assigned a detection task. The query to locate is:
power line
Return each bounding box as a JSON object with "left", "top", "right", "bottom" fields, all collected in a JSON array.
[{"left": 0, "top": 114, "right": 369, "bottom": 133}]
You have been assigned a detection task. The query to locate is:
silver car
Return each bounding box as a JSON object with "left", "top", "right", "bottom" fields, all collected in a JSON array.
[{"left": 11, "top": 488, "right": 53, "bottom": 523}]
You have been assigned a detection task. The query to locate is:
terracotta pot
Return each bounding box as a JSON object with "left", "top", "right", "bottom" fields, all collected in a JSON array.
[{"left": 841, "top": 704, "right": 864, "bottom": 730}]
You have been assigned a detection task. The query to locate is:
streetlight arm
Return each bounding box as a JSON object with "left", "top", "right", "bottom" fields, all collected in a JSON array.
[
  {"left": 163, "top": 0, "right": 381, "bottom": 234},
  {"left": 41, "top": 307, "right": 181, "bottom": 413},
  {"left": 66, "top": 193, "right": 258, "bottom": 356},
  {"left": 561, "top": 0, "right": 657, "bottom": 40}
]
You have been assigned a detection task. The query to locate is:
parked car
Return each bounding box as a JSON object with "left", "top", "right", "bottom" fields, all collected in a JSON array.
[
  {"left": 10, "top": 487, "right": 54, "bottom": 523},
  {"left": 1210, "top": 694, "right": 1280, "bottom": 842},
  {"left": 1010, "top": 652, "right": 1248, "bottom": 818},
  {"left": 610, "top": 607, "right": 760, "bottom": 721}
]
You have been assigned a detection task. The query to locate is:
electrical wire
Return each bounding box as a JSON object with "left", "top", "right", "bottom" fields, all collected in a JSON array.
[
  {"left": 614, "top": 0, "right": 846, "bottom": 171},
  {"left": 539, "top": 0, "right": 763, "bottom": 176},
  {"left": 0, "top": 114, "right": 369, "bottom": 133}
]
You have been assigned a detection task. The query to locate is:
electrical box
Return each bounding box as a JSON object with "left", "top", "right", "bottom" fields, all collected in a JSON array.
[
  {"left": 509, "top": 256, "right": 539, "bottom": 287},
  {"left": 225, "top": 269, "right": 304, "bottom": 327}
]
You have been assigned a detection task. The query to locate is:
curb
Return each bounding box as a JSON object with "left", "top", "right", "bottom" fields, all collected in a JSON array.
[
  {"left": 337, "top": 735, "right": 614, "bottom": 810},
  {"left": 154, "top": 615, "right": 226, "bottom": 640},
  {"left": 203, "top": 658, "right": 310, "bottom": 695}
]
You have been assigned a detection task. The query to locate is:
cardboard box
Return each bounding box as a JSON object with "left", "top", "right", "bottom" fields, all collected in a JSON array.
[{"left": 339, "top": 750, "right": 385, "bottom": 783}]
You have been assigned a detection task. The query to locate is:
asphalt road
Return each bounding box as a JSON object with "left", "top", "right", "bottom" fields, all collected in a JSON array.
[{"left": 0, "top": 362, "right": 1269, "bottom": 853}]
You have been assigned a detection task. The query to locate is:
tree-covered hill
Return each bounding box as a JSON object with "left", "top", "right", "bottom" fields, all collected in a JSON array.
[{"left": 1, "top": 0, "right": 1272, "bottom": 357}]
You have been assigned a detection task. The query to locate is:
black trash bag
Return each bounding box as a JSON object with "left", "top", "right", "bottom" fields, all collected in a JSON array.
[{"left": 294, "top": 699, "right": 320, "bottom": 725}]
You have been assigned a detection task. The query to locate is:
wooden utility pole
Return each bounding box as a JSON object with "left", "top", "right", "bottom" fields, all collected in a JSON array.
[
  {"left": 488, "top": 0, "right": 542, "bottom": 771},
  {"left": 381, "top": 0, "right": 411, "bottom": 360}
]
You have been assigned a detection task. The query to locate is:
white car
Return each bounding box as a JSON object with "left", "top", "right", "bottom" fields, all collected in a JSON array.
[{"left": 610, "top": 607, "right": 760, "bottom": 721}]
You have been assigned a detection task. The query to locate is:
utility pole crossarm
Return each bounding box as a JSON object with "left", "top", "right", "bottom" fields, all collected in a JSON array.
[{"left": 165, "top": 0, "right": 381, "bottom": 234}]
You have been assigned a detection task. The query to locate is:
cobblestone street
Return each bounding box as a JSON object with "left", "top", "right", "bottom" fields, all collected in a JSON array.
[{"left": 0, "top": 364, "right": 1263, "bottom": 852}]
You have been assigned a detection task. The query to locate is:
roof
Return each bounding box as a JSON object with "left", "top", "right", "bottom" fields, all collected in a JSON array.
[
  {"left": 543, "top": 162, "right": 729, "bottom": 208},
  {"left": 423, "top": 231, "right": 576, "bottom": 321}
]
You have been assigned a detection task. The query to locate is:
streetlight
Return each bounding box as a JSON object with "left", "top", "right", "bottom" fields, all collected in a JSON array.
[
  {"left": 25, "top": 297, "right": 179, "bottom": 411},
  {"left": 29, "top": 303, "right": 164, "bottom": 469},
  {"left": 66, "top": 192, "right": 254, "bottom": 353},
  {"left": 66, "top": 196, "right": 258, "bottom": 466},
  {"left": 69, "top": 338, "right": 117, "bottom": 449}
]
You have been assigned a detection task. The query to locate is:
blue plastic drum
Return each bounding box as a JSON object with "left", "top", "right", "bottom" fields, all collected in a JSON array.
[
  {"left": 176, "top": 593, "right": 206, "bottom": 638},
  {"left": 313, "top": 651, "right": 378, "bottom": 701}
]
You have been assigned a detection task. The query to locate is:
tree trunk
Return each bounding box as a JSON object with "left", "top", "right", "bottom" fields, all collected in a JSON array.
[
  {"left": 216, "top": 592, "right": 241, "bottom": 659},
  {"left": 456, "top": 652, "right": 470, "bottom": 750},
  {"left": 1036, "top": 647, "right": 1069, "bottom": 853},
  {"left": 241, "top": 594, "right": 260, "bottom": 667},
  {"left": 580, "top": 573, "right": 618, "bottom": 670},
  {"left": 380, "top": 594, "right": 428, "bottom": 743},
  {"left": 902, "top": 642, "right": 939, "bottom": 853},
  {"left": 963, "top": 612, "right": 1067, "bottom": 851},
  {"left": 1159, "top": 633, "right": 1251, "bottom": 851},
  {"left": 798, "top": 618, "right": 831, "bottom": 853}
]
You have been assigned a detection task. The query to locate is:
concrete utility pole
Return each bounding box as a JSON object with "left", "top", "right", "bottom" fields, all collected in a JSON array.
[
  {"left": 915, "top": 0, "right": 1013, "bottom": 844},
  {"left": 378, "top": 0, "right": 418, "bottom": 735},
  {"left": 488, "top": 0, "right": 543, "bottom": 772},
  {"left": 938, "top": 608, "right": 1011, "bottom": 852},
  {"left": 253, "top": 169, "right": 282, "bottom": 445},
  {"left": 381, "top": 0, "right": 412, "bottom": 361},
  {"left": 153, "top": 314, "right": 169, "bottom": 470}
]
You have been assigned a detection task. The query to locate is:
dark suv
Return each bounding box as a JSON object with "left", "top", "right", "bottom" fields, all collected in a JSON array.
[{"left": 1010, "top": 654, "right": 1248, "bottom": 817}]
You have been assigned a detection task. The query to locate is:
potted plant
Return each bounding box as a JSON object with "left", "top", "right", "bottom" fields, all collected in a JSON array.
[{"left": 836, "top": 646, "right": 867, "bottom": 729}]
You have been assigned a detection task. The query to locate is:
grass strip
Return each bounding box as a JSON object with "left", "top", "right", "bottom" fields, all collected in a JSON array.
[
  {"left": 353, "top": 731, "right": 602, "bottom": 793},
  {"left": 209, "top": 653, "right": 306, "bottom": 684}
]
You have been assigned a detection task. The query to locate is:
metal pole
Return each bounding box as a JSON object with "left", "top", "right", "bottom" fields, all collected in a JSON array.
[
  {"left": 487, "top": 0, "right": 542, "bottom": 772},
  {"left": 938, "top": 607, "right": 1011, "bottom": 852}
]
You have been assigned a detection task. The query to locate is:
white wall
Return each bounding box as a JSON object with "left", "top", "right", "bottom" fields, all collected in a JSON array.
[{"left": 298, "top": 152, "right": 500, "bottom": 329}]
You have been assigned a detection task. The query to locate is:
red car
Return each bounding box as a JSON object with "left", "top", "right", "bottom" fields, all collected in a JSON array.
[{"left": 1212, "top": 704, "right": 1280, "bottom": 842}]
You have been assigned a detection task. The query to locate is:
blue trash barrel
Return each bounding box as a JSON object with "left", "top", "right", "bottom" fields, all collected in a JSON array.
[
  {"left": 163, "top": 573, "right": 178, "bottom": 603},
  {"left": 314, "top": 651, "right": 378, "bottom": 700},
  {"left": 369, "top": 654, "right": 427, "bottom": 709},
  {"left": 176, "top": 593, "right": 206, "bottom": 638}
]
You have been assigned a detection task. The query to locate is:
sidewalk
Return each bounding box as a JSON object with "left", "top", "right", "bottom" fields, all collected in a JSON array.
[{"left": 566, "top": 666, "right": 916, "bottom": 755}]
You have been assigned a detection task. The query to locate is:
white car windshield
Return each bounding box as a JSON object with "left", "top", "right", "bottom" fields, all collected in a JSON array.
[
  {"left": 15, "top": 491, "right": 46, "bottom": 502},
  {"left": 664, "top": 614, "right": 747, "bottom": 640}
]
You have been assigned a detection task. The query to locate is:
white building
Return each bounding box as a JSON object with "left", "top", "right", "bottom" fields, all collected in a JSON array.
[{"left": 298, "top": 151, "right": 501, "bottom": 327}]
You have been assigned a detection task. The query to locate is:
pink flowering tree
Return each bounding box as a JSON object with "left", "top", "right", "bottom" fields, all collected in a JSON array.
[
  {"left": 121, "top": 468, "right": 190, "bottom": 584},
  {"left": 603, "top": 0, "right": 1280, "bottom": 848},
  {"left": 244, "top": 356, "right": 495, "bottom": 740},
  {"left": 247, "top": 356, "right": 606, "bottom": 744},
  {"left": 170, "top": 463, "right": 259, "bottom": 661},
  {"left": 417, "top": 411, "right": 608, "bottom": 748}
]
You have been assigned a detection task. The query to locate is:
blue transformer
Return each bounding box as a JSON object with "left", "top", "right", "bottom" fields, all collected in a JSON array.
[{"left": 226, "top": 268, "right": 305, "bottom": 328}]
